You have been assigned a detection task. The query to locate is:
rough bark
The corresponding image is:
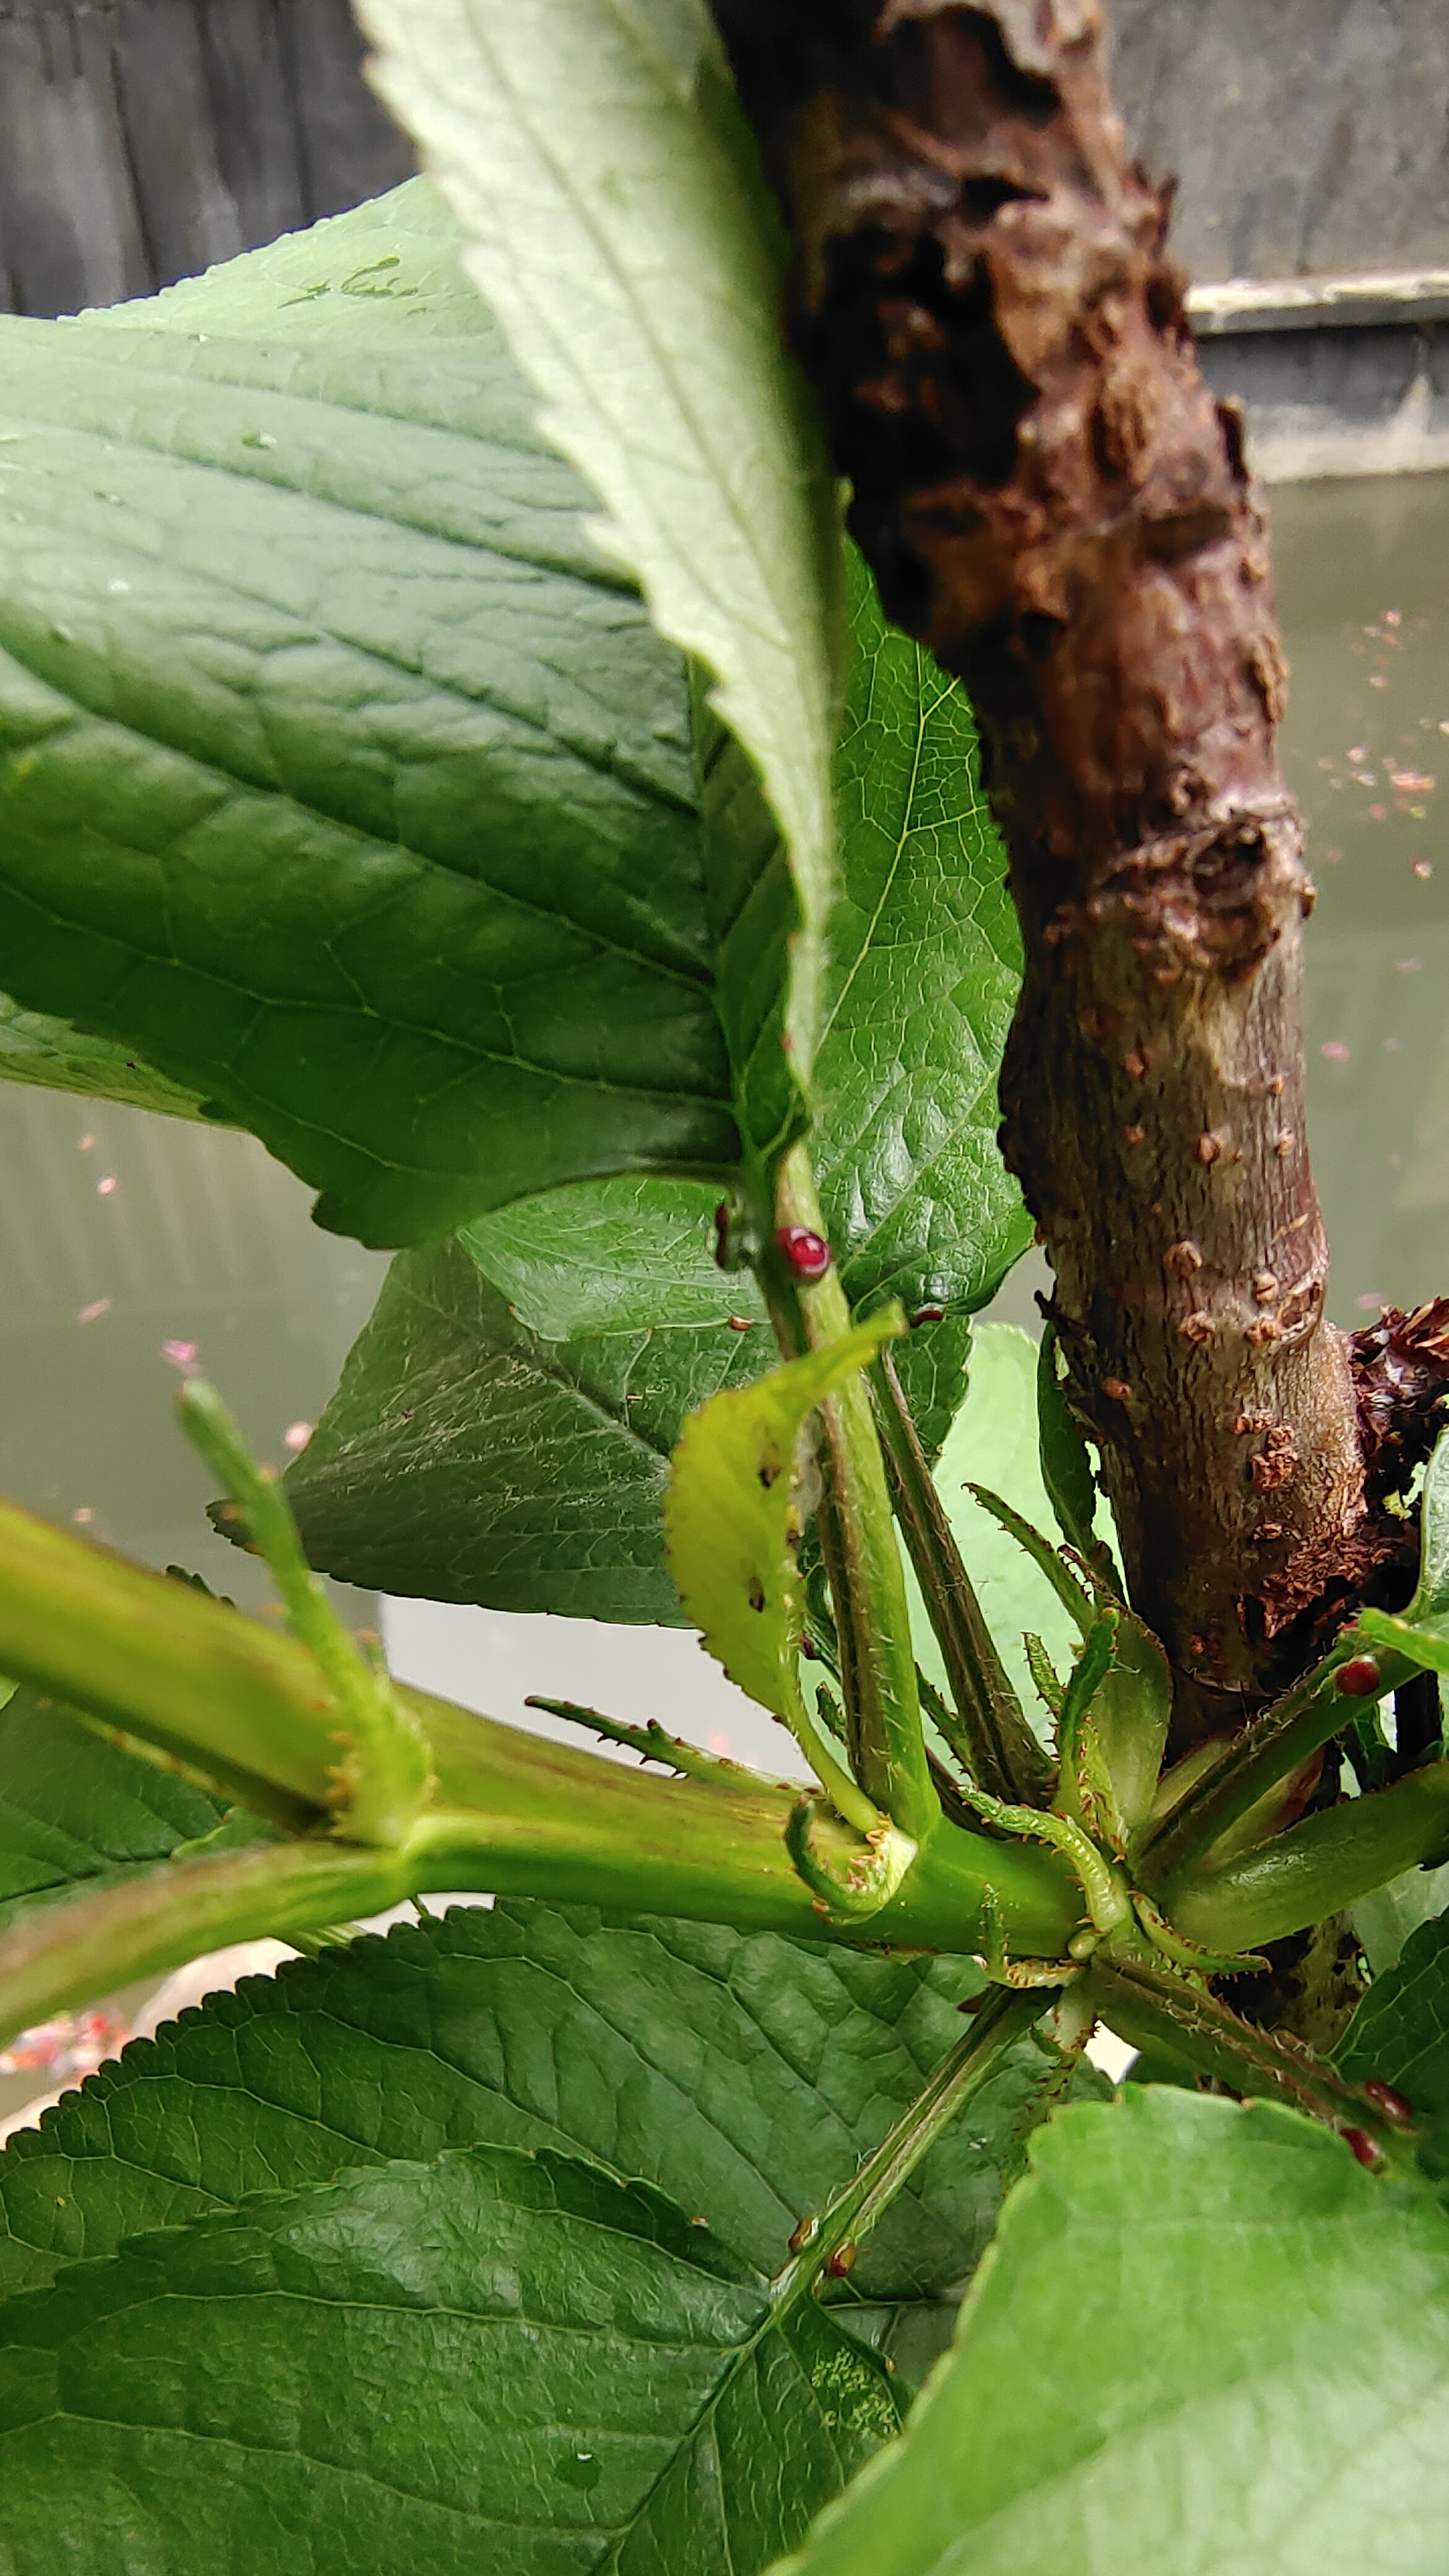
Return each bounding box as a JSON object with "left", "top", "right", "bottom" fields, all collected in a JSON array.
[{"left": 712, "top": 0, "right": 1436, "bottom": 1733}]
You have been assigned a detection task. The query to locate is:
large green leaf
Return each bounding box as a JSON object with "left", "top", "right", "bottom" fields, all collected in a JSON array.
[
  {"left": 287, "top": 1191, "right": 768, "bottom": 1621},
  {"left": 288, "top": 1183, "right": 974, "bottom": 1618},
  {"left": 0, "top": 183, "right": 762, "bottom": 1243},
  {"left": 0, "top": 1900, "right": 1060, "bottom": 2324},
  {"left": 358, "top": 0, "right": 843, "bottom": 1087},
  {"left": 773, "top": 2087, "right": 1449, "bottom": 2576},
  {"left": 289, "top": 560, "right": 1022, "bottom": 1616},
  {"left": 0, "top": 2139, "right": 897, "bottom": 2575},
  {"left": 0, "top": 1687, "right": 228, "bottom": 1943}
]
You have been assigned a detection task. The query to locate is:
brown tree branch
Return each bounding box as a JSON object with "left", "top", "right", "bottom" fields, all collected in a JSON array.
[{"left": 713, "top": 0, "right": 1434, "bottom": 1734}]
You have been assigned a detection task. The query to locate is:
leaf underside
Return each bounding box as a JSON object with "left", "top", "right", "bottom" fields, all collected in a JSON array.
[{"left": 0, "top": 1687, "right": 227, "bottom": 1943}]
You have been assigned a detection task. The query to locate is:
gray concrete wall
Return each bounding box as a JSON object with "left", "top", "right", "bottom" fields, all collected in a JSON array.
[{"left": 1111, "top": 0, "right": 1449, "bottom": 285}]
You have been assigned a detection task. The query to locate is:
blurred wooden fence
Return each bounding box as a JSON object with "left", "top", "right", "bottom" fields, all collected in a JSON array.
[{"left": 0, "top": 0, "right": 413, "bottom": 316}]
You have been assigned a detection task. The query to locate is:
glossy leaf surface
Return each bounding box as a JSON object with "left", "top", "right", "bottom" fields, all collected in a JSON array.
[
  {"left": 289, "top": 559, "right": 1022, "bottom": 1615},
  {"left": 775, "top": 2089, "right": 1449, "bottom": 2576},
  {"left": 0, "top": 2141, "right": 896, "bottom": 2574},
  {"left": 1338, "top": 1907, "right": 1449, "bottom": 2148},
  {"left": 0, "top": 185, "right": 751, "bottom": 1244},
  {"left": 0, "top": 1900, "right": 1062, "bottom": 2320},
  {"left": 289, "top": 1179, "right": 975, "bottom": 1618},
  {"left": 0, "top": 1687, "right": 227, "bottom": 1942},
  {"left": 358, "top": 0, "right": 842, "bottom": 1087}
]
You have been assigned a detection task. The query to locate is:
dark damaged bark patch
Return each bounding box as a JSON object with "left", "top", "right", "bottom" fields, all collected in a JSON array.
[
  {"left": 1352, "top": 1300, "right": 1449, "bottom": 1513},
  {"left": 713, "top": 0, "right": 1373, "bottom": 1730}
]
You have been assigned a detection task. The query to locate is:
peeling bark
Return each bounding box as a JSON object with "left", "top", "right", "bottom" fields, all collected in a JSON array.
[{"left": 712, "top": 0, "right": 1421, "bottom": 1731}]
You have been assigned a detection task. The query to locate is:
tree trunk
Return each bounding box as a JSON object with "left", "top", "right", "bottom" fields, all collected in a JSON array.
[{"left": 711, "top": 0, "right": 1425, "bottom": 1736}]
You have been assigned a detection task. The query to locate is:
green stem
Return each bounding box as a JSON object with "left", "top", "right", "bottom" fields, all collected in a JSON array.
[
  {"left": 1160, "top": 1760, "right": 1449, "bottom": 1954},
  {"left": 0, "top": 1766, "right": 1079, "bottom": 2055},
  {"left": 178, "top": 1380, "right": 432, "bottom": 1844},
  {"left": 773, "top": 1986, "right": 1044, "bottom": 2300},
  {"left": 0, "top": 1495, "right": 344, "bottom": 1812},
  {"left": 0, "top": 1838, "right": 413, "bottom": 2047},
  {"left": 1136, "top": 1632, "right": 1415, "bottom": 1884},
  {"left": 0, "top": 1495, "right": 1085, "bottom": 2047},
  {"left": 1083, "top": 1954, "right": 1419, "bottom": 2169},
  {"left": 760, "top": 1147, "right": 936, "bottom": 1842},
  {"left": 869, "top": 1347, "right": 1051, "bottom": 1805}
]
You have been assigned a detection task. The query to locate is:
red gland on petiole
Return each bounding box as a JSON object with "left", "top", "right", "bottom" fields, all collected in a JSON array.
[
  {"left": 1362, "top": 2079, "right": 1414, "bottom": 2126},
  {"left": 776, "top": 1225, "right": 833, "bottom": 1282}
]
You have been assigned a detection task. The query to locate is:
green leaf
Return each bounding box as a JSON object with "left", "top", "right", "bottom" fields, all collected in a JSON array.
[
  {"left": 0, "top": 2140, "right": 898, "bottom": 2574},
  {"left": 289, "top": 544, "right": 1017, "bottom": 1613},
  {"left": 965, "top": 1485, "right": 1095, "bottom": 1640},
  {"left": 1355, "top": 1862, "right": 1449, "bottom": 1978},
  {"left": 817, "top": 550, "right": 1030, "bottom": 1320},
  {"left": 889, "top": 1320, "right": 977, "bottom": 1477},
  {"left": 0, "top": 1900, "right": 1053, "bottom": 2313},
  {"left": 0, "top": 183, "right": 752, "bottom": 1244},
  {"left": 288, "top": 1188, "right": 768, "bottom": 1622},
  {"left": 1095, "top": 1611, "right": 1172, "bottom": 1845},
  {"left": 358, "top": 0, "right": 843, "bottom": 1090},
  {"left": 0, "top": 996, "right": 206, "bottom": 1119},
  {"left": 290, "top": 1175, "right": 975, "bottom": 1618},
  {"left": 773, "top": 2088, "right": 1449, "bottom": 2576},
  {"left": 0, "top": 1686, "right": 230, "bottom": 1941},
  {"left": 664, "top": 1315, "right": 901, "bottom": 1752},
  {"left": 1357, "top": 1432, "right": 1449, "bottom": 1673},
  {"left": 1035, "top": 1326, "right": 1101, "bottom": 1560},
  {"left": 915, "top": 1327, "right": 1115, "bottom": 1723},
  {"left": 1338, "top": 1908, "right": 1449, "bottom": 2130}
]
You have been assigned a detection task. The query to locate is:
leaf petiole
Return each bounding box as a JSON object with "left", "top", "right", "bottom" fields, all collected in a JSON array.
[
  {"left": 179, "top": 1381, "right": 434, "bottom": 1847},
  {"left": 869, "top": 1347, "right": 1051, "bottom": 1805},
  {"left": 773, "top": 1986, "right": 1046, "bottom": 2304}
]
